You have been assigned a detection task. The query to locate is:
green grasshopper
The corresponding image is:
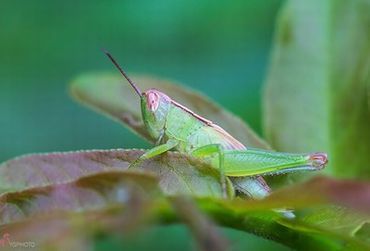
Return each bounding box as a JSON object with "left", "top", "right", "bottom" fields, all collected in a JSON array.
[{"left": 103, "top": 51, "right": 328, "bottom": 207}]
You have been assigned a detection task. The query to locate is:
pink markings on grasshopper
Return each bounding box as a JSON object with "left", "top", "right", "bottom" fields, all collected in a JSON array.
[
  {"left": 309, "top": 152, "right": 328, "bottom": 169},
  {"left": 146, "top": 90, "right": 160, "bottom": 112}
]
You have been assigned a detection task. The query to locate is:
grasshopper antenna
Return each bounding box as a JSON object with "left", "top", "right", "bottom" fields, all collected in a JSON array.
[{"left": 102, "top": 49, "right": 142, "bottom": 97}]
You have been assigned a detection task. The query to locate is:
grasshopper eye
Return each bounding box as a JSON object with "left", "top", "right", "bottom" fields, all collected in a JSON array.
[{"left": 147, "top": 92, "right": 160, "bottom": 112}]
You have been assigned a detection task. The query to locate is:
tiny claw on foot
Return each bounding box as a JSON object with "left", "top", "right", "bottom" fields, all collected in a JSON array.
[
  {"left": 308, "top": 152, "right": 328, "bottom": 169},
  {"left": 128, "top": 159, "right": 141, "bottom": 169}
]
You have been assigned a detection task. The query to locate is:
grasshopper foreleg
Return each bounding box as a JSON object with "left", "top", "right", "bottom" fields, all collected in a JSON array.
[{"left": 129, "top": 139, "right": 178, "bottom": 169}]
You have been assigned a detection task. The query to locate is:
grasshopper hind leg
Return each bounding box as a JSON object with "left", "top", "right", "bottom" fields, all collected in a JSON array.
[
  {"left": 191, "top": 144, "right": 229, "bottom": 199},
  {"left": 192, "top": 145, "right": 295, "bottom": 218}
]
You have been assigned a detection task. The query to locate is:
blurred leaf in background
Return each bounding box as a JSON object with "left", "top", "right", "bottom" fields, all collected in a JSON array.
[
  {"left": 0, "top": 1, "right": 286, "bottom": 250},
  {"left": 264, "top": 0, "right": 370, "bottom": 179}
]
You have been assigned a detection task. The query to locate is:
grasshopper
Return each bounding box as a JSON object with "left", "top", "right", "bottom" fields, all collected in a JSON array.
[{"left": 103, "top": 51, "right": 328, "bottom": 209}]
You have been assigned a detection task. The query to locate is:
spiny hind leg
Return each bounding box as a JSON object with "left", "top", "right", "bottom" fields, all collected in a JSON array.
[{"left": 191, "top": 144, "right": 228, "bottom": 198}]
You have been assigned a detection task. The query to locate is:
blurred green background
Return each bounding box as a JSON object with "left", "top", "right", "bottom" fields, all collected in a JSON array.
[{"left": 1, "top": 1, "right": 290, "bottom": 250}]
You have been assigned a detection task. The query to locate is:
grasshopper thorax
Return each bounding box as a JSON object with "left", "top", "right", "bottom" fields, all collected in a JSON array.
[{"left": 141, "top": 89, "right": 171, "bottom": 141}]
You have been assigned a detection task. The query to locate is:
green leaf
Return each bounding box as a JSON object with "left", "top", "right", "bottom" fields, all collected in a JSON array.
[
  {"left": 260, "top": 176, "right": 370, "bottom": 214},
  {"left": 3, "top": 199, "right": 368, "bottom": 251},
  {"left": 1, "top": 160, "right": 369, "bottom": 251},
  {"left": 0, "top": 170, "right": 160, "bottom": 225},
  {"left": 0, "top": 151, "right": 232, "bottom": 251},
  {"left": 264, "top": 0, "right": 370, "bottom": 178},
  {"left": 197, "top": 176, "right": 370, "bottom": 250},
  {"left": 355, "top": 222, "right": 370, "bottom": 244},
  {"left": 0, "top": 199, "right": 158, "bottom": 251},
  {"left": 70, "top": 73, "right": 270, "bottom": 149},
  {"left": 170, "top": 196, "right": 229, "bottom": 251},
  {"left": 0, "top": 150, "right": 232, "bottom": 198},
  {"left": 0, "top": 171, "right": 228, "bottom": 251}
]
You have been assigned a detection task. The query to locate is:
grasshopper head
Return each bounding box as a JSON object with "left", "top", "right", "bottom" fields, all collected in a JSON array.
[
  {"left": 141, "top": 89, "right": 171, "bottom": 141},
  {"left": 102, "top": 51, "right": 171, "bottom": 141}
]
